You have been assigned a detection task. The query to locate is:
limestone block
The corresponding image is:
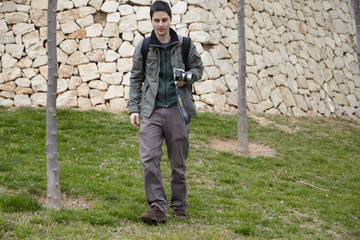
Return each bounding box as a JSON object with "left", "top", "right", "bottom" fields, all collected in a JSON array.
[
  {"left": 0, "top": 90, "right": 15, "bottom": 99},
  {"left": 204, "top": 66, "right": 220, "bottom": 80},
  {"left": 214, "top": 76, "right": 228, "bottom": 94},
  {"left": 78, "top": 97, "right": 92, "bottom": 109},
  {"left": 57, "top": 90, "right": 78, "bottom": 108},
  {"left": 194, "top": 80, "right": 216, "bottom": 95},
  {"left": 0, "top": 82, "right": 16, "bottom": 92},
  {"left": 0, "top": 31, "right": 14, "bottom": 45},
  {"left": 31, "top": 75, "right": 47, "bottom": 92},
  {"left": 68, "top": 29, "right": 86, "bottom": 39},
  {"left": 172, "top": 1, "right": 187, "bottom": 15},
  {"left": 30, "top": 10, "right": 47, "bottom": 27},
  {"left": 32, "top": 55, "right": 48, "bottom": 68},
  {"left": 79, "top": 38, "right": 92, "bottom": 53},
  {"left": 189, "top": 31, "right": 210, "bottom": 44},
  {"left": 215, "top": 60, "right": 233, "bottom": 75},
  {"left": 5, "top": 44, "right": 23, "bottom": 60},
  {"left": 136, "top": 7, "right": 150, "bottom": 21},
  {"left": 85, "top": 23, "right": 103, "bottom": 37},
  {"left": 138, "top": 20, "right": 152, "bottom": 35},
  {"left": 116, "top": 58, "right": 133, "bottom": 73},
  {"left": 107, "top": 12, "right": 120, "bottom": 23},
  {"left": 347, "top": 94, "right": 359, "bottom": 107},
  {"left": 72, "top": 0, "right": 90, "bottom": 8},
  {"left": 249, "top": 0, "right": 264, "bottom": 11},
  {"left": 78, "top": 63, "right": 100, "bottom": 82},
  {"left": 22, "top": 68, "right": 37, "bottom": 79},
  {"left": 118, "top": 5, "right": 134, "bottom": 16},
  {"left": 60, "top": 40, "right": 79, "bottom": 55},
  {"left": 0, "top": 1, "right": 16, "bottom": 12},
  {"left": 2, "top": 67, "right": 21, "bottom": 82},
  {"left": 225, "top": 74, "right": 237, "bottom": 92},
  {"left": 77, "top": 15, "right": 94, "bottom": 28},
  {"left": 183, "top": 8, "right": 209, "bottom": 24},
  {"left": 333, "top": 70, "right": 345, "bottom": 84},
  {"left": 58, "top": 0, "right": 74, "bottom": 11},
  {"left": 89, "top": 89, "right": 106, "bottom": 106},
  {"left": 104, "top": 85, "right": 124, "bottom": 100},
  {"left": 130, "top": 0, "right": 151, "bottom": 6},
  {"left": 0, "top": 19, "right": 8, "bottom": 34},
  {"left": 14, "top": 94, "right": 32, "bottom": 107},
  {"left": 2, "top": 53, "right": 17, "bottom": 68},
  {"left": 119, "top": 14, "right": 137, "bottom": 33},
  {"left": 98, "top": 62, "right": 117, "bottom": 74},
  {"left": 91, "top": 37, "right": 107, "bottom": 49},
  {"left": 88, "top": 0, "right": 103, "bottom": 10},
  {"left": 118, "top": 41, "right": 135, "bottom": 58},
  {"left": 279, "top": 86, "right": 296, "bottom": 107},
  {"left": 105, "top": 50, "right": 120, "bottom": 62},
  {"left": 109, "top": 98, "right": 127, "bottom": 112},
  {"left": 86, "top": 50, "right": 105, "bottom": 62},
  {"left": 201, "top": 51, "right": 214, "bottom": 67},
  {"left": 56, "top": 79, "right": 69, "bottom": 94},
  {"left": 5, "top": 12, "right": 29, "bottom": 24},
  {"left": 246, "top": 88, "right": 259, "bottom": 104},
  {"left": 332, "top": 19, "right": 347, "bottom": 34},
  {"left": 103, "top": 23, "right": 120, "bottom": 37},
  {"left": 58, "top": 64, "right": 73, "bottom": 79},
  {"left": 108, "top": 38, "right": 122, "bottom": 51},
  {"left": 16, "top": 78, "right": 31, "bottom": 88},
  {"left": 224, "top": 91, "right": 237, "bottom": 106},
  {"left": 101, "top": 1, "right": 119, "bottom": 13},
  {"left": 67, "top": 51, "right": 89, "bottom": 66},
  {"left": 68, "top": 76, "right": 82, "bottom": 90},
  {"left": 89, "top": 80, "right": 108, "bottom": 90},
  {"left": 0, "top": 97, "right": 13, "bottom": 107},
  {"left": 30, "top": 92, "right": 46, "bottom": 106},
  {"left": 57, "top": 9, "right": 80, "bottom": 24},
  {"left": 22, "top": 31, "right": 40, "bottom": 48},
  {"left": 77, "top": 83, "right": 90, "bottom": 98}
]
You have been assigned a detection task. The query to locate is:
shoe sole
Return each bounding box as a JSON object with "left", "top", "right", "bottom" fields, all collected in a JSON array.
[{"left": 141, "top": 215, "right": 167, "bottom": 223}]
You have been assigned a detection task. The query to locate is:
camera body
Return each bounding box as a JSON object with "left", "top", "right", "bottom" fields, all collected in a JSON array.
[{"left": 173, "top": 68, "right": 192, "bottom": 82}]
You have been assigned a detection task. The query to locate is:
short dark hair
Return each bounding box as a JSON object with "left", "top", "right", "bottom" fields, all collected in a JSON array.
[{"left": 150, "top": 0, "right": 172, "bottom": 19}]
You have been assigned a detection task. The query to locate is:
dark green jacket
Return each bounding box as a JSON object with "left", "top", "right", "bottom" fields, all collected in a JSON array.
[{"left": 129, "top": 28, "right": 203, "bottom": 118}]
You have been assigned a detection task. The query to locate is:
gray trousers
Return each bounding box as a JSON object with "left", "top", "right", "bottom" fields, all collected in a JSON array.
[{"left": 139, "top": 105, "right": 189, "bottom": 214}]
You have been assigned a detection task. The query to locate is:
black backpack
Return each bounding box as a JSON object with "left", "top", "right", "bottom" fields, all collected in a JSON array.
[{"left": 141, "top": 36, "right": 191, "bottom": 73}]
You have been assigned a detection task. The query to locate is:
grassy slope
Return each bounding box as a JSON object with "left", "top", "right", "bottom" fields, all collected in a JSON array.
[{"left": 0, "top": 107, "right": 359, "bottom": 239}]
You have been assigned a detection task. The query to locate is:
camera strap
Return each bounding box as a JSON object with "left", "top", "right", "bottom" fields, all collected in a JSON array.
[{"left": 175, "top": 84, "right": 190, "bottom": 125}]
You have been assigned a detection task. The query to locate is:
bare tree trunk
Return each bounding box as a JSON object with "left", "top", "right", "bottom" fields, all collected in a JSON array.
[
  {"left": 237, "top": 0, "right": 249, "bottom": 154},
  {"left": 46, "top": 0, "right": 61, "bottom": 208},
  {"left": 355, "top": 0, "right": 360, "bottom": 72}
]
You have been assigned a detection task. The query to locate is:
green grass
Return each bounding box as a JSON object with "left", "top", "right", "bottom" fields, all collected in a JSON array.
[{"left": 0, "top": 106, "right": 359, "bottom": 239}]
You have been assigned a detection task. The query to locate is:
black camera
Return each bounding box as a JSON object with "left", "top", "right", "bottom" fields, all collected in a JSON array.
[{"left": 173, "top": 68, "right": 192, "bottom": 82}]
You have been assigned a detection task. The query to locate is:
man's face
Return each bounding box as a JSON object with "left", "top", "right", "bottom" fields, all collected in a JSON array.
[{"left": 151, "top": 11, "right": 172, "bottom": 39}]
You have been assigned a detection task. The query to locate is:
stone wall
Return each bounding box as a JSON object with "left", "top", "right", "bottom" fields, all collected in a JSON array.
[{"left": 0, "top": 0, "right": 359, "bottom": 120}]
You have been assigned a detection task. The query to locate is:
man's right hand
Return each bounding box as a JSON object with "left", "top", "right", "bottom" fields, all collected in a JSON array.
[{"left": 130, "top": 112, "right": 140, "bottom": 128}]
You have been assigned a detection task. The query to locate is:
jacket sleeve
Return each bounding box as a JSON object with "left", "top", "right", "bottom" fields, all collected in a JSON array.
[
  {"left": 128, "top": 40, "right": 144, "bottom": 115},
  {"left": 187, "top": 41, "right": 203, "bottom": 85}
]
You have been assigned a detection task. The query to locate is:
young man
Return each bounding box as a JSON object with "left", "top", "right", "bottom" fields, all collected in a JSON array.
[{"left": 128, "top": 0, "right": 203, "bottom": 223}]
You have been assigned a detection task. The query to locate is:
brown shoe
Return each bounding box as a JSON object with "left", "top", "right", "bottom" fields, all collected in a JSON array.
[
  {"left": 141, "top": 206, "right": 167, "bottom": 223},
  {"left": 173, "top": 209, "right": 188, "bottom": 220}
]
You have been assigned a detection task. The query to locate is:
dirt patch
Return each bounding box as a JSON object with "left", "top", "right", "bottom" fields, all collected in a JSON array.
[
  {"left": 37, "top": 194, "right": 95, "bottom": 209},
  {"left": 250, "top": 114, "right": 300, "bottom": 133},
  {"left": 209, "top": 138, "right": 276, "bottom": 157}
]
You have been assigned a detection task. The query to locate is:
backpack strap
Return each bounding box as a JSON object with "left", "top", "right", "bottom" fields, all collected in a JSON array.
[
  {"left": 141, "top": 36, "right": 191, "bottom": 72},
  {"left": 141, "top": 37, "right": 151, "bottom": 73},
  {"left": 182, "top": 36, "right": 191, "bottom": 71}
]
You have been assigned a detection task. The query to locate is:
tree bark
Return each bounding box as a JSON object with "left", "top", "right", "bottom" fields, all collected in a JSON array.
[
  {"left": 355, "top": 0, "right": 360, "bottom": 73},
  {"left": 237, "top": 0, "right": 249, "bottom": 154},
  {"left": 46, "top": 0, "right": 61, "bottom": 208}
]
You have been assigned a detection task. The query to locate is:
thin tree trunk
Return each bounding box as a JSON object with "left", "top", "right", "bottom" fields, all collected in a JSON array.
[
  {"left": 237, "top": 0, "right": 249, "bottom": 154},
  {"left": 46, "top": 0, "right": 61, "bottom": 208},
  {"left": 354, "top": 0, "right": 360, "bottom": 72}
]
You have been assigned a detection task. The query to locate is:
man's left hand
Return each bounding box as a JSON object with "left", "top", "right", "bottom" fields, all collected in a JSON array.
[{"left": 176, "top": 81, "right": 186, "bottom": 87}]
